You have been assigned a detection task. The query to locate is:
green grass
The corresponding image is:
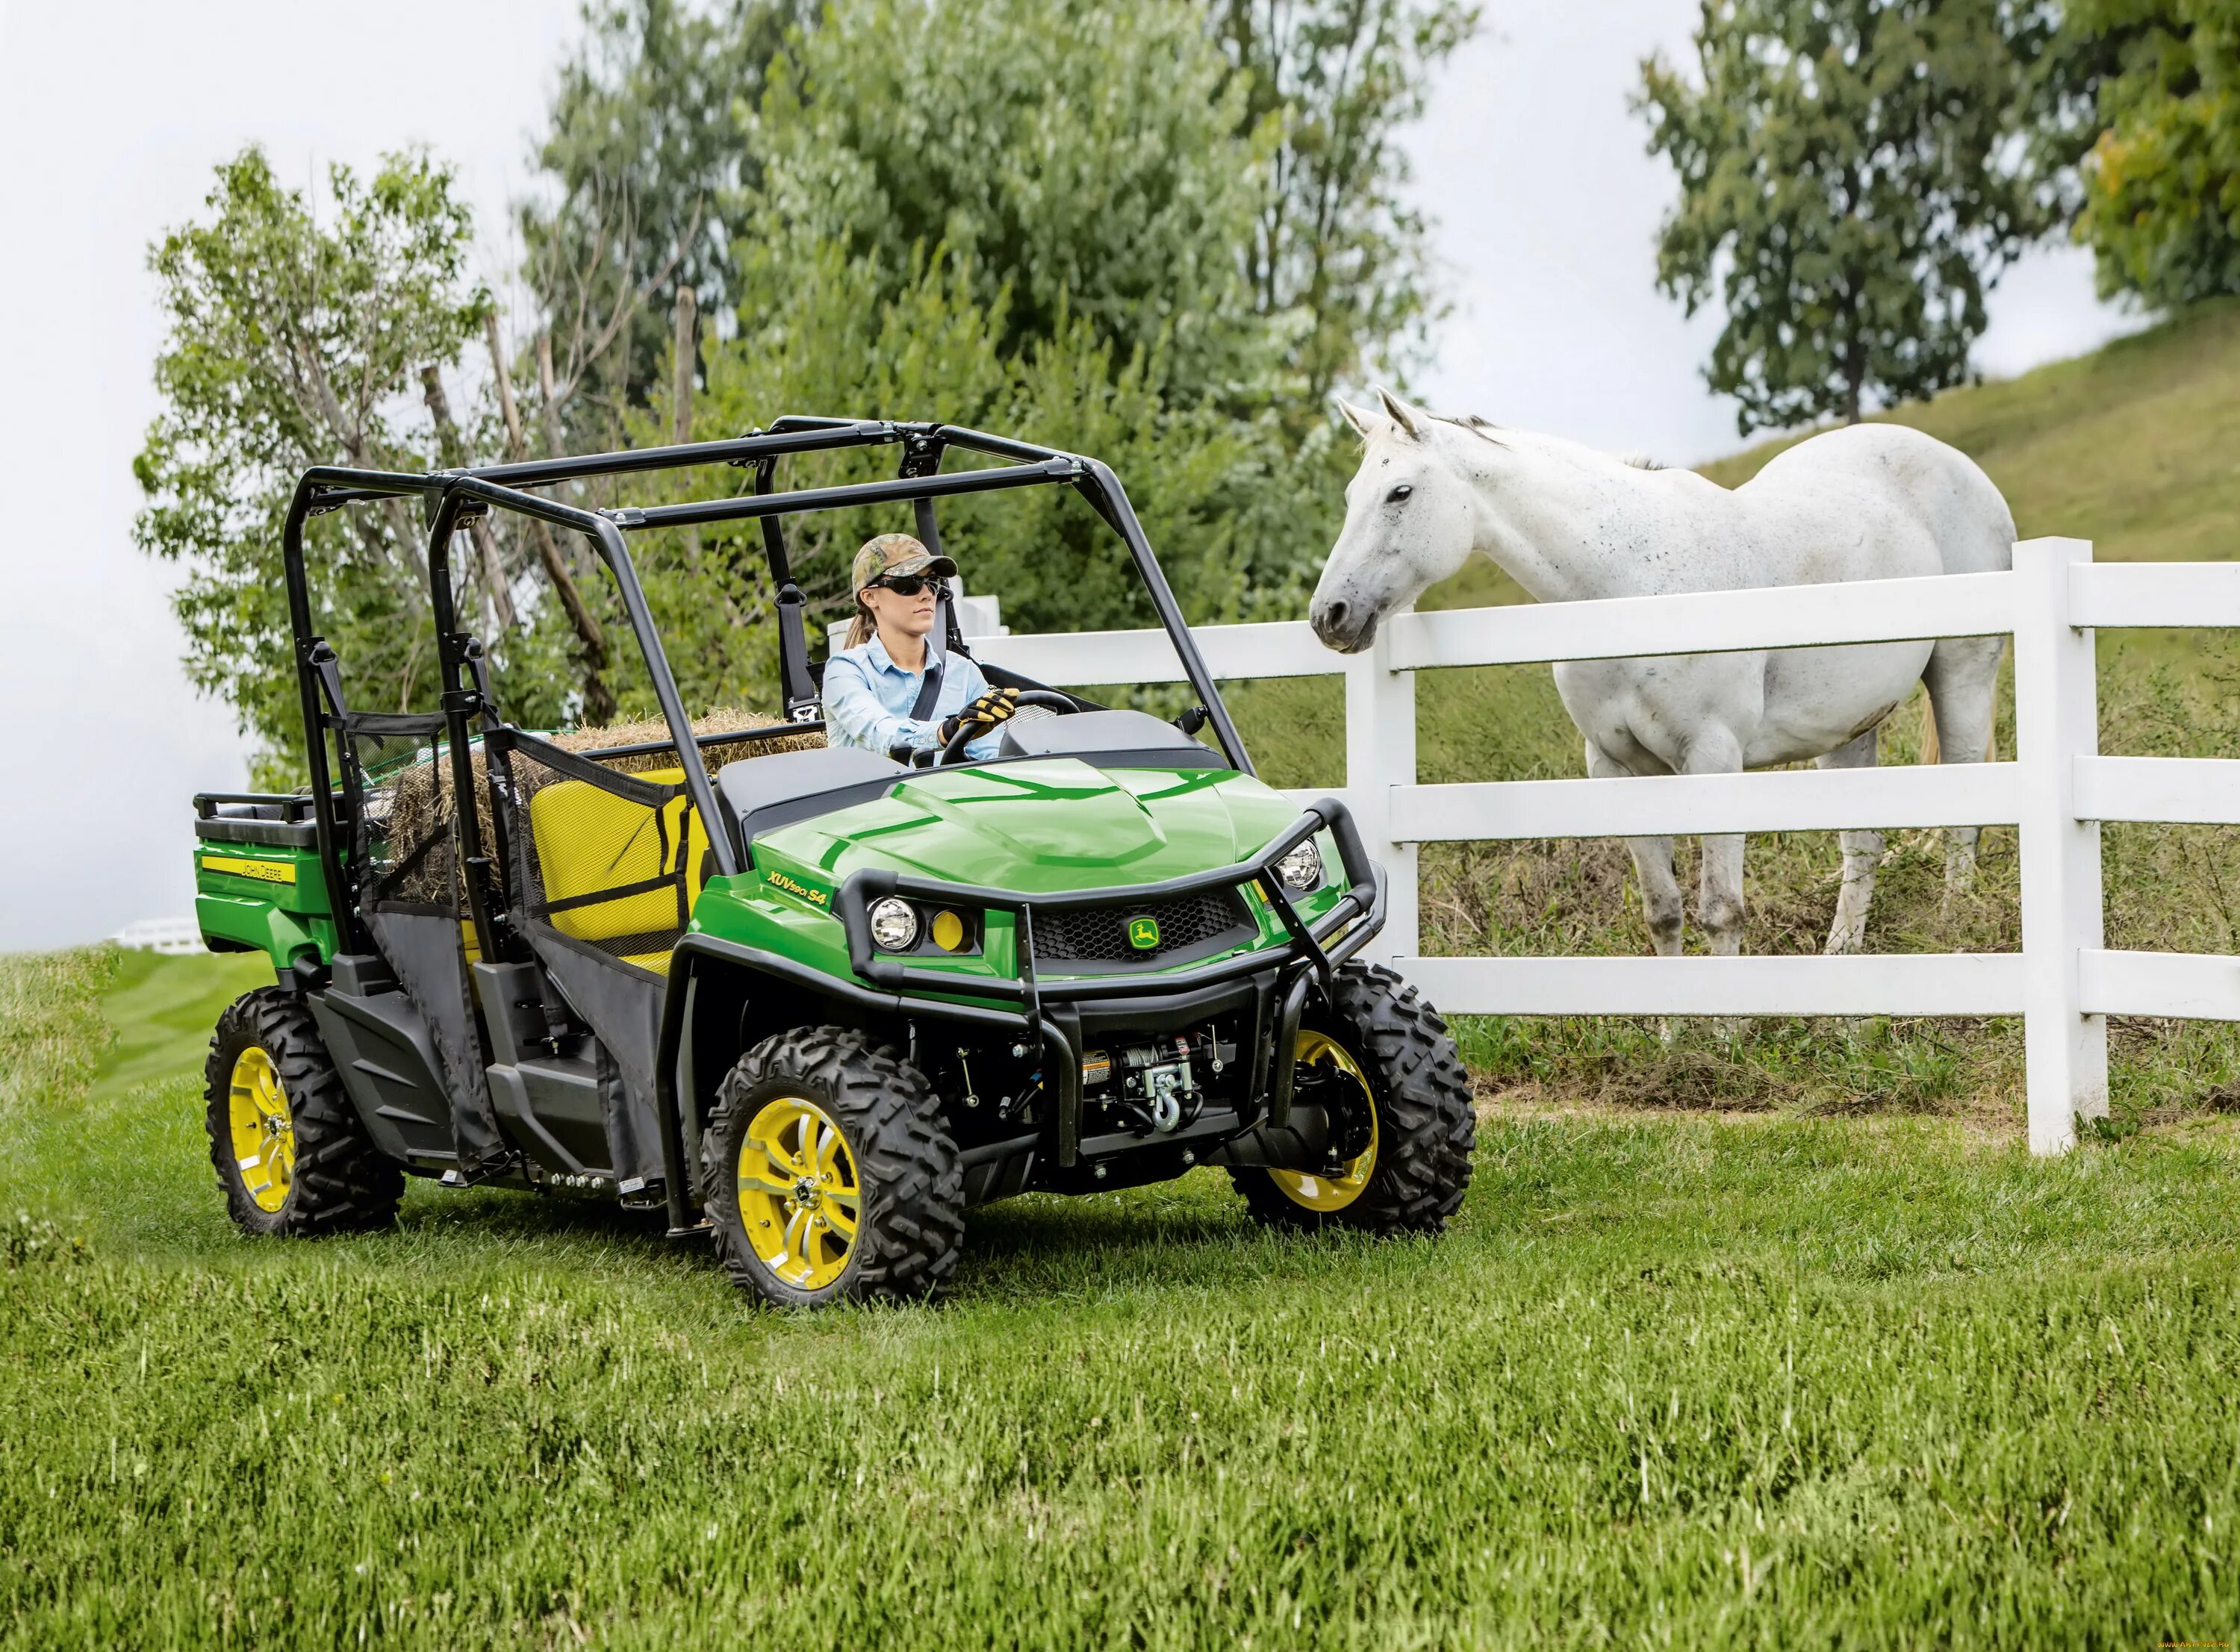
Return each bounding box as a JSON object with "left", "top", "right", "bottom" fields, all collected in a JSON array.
[
  {"left": 4, "top": 947, "right": 2239, "bottom": 1647},
  {"left": 90, "top": 947, "right": 276, "bottom": 1101}
]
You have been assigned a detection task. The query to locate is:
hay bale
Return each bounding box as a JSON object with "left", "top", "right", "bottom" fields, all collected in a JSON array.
[
  {"left": 541, "top": 706, "right": 826, "bottom": 777},
  {"left": 378, "top": 709, "right": 825, "bottom": 903}
]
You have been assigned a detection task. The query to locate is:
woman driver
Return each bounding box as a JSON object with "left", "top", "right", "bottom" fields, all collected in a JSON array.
[{"left": 821, "top": 533, "right": 1021, "bottom": 762}]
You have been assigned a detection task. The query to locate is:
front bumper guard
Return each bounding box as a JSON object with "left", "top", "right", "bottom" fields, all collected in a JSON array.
[{"left": 833, "top": 796, "right": 1387, "bottom": 1165}]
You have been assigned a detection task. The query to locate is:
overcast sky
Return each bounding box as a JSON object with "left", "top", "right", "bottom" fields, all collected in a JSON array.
[{"left": 0, "top": 0, "right": 2140, "bottom": 953}]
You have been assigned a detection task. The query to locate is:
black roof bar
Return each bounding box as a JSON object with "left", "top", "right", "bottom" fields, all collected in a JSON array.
[
  {"left": 928, "top": 425, "right": 1076, "bottom": 465},
  {"left": 461, "top": 419, "right": 906, "bottom": 489},
  {"left": 307, "top": 420, "right": 1077, "bottom": 505},
  {"left": 603, "top": 458, "right": 1079, "bottom": 532},
  {"left": 432, "top": 417, "right": 1073, "bottom": 493}
]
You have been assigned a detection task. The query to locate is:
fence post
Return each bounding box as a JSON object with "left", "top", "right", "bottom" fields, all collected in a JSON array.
[
  {"left": 2012, "top": 537, "right": 2107, "bottom": 1154},
  {"left": 1346, "top": 602, "right": 1418, "bottom": 964}
]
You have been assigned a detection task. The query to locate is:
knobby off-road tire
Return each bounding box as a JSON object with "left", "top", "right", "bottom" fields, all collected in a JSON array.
[
  {"left": 205, "top": 988, "right": 404, "bottom": 1238},
  {"left": 1232, "top": 961, "right": 1475, "bottom": 1235},
  {"left": 700, "top": 1026, "right": 963, "bottom": 1308}
]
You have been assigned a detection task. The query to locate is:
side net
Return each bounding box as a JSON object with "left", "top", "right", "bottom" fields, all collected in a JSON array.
[
  {"left": 339, "top": 712, "right": 461, "bottom": 916},
  {"left": 335, "top": 710, "right": 508, "bottom": 1174}
]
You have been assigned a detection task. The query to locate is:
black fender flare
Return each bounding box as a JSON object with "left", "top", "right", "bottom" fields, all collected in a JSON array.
[{"left": 653, "top": 933, "right": 1033, "bottom": 1235}]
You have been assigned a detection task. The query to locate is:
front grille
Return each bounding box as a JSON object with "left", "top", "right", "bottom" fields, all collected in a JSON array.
[{"left": 1033, "top": 890, "right": 1253, "bottom": 964}]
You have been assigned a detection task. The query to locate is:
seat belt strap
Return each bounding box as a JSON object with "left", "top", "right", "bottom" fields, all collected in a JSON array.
[{"left": 909, "top": 652, "right": 945, "bottom": 722}]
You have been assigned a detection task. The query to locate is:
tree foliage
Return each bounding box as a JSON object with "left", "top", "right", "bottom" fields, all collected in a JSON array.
[
  {"left": 526, "top": 0, "right": 1475, "bottom": 421},
  {"left": 591, "top": 0, "right": 1351, "bottom": 716},
  {"left": 1211, "top": 0, "right": 1479, "bottom": 405},
  {"left": 582, "top": 247, "right": 1322, "bottom": 719},
  {"left": 737, "top": 0, "right": 1274, "bottom": 387},
  {"left": 132, "top": 150, "right": 518, "bottom": 774},
  {"left": 521, "top": 0, "right": 806, "bottom": 434},
  {"left": 1639, "top": 0, "right": 2056, "bottom": 432},
  {"left": 2057, "top": 0, "right": 2240, "bottom": 308},
  {"left": 135, "top": 148, "right": 625, "bottom": 778},
  {"left": 692, "top": 253, "right": 1324, "bottom": 667}
]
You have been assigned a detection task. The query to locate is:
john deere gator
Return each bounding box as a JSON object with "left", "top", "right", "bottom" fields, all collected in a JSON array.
[{"left": 192, "top": 417, "right": 1474, "bottom": 1306}]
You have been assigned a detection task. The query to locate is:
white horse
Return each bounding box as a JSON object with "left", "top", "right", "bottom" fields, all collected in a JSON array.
[{"left": 1310, "top": 389, "right": 2013, "bottom": 959}]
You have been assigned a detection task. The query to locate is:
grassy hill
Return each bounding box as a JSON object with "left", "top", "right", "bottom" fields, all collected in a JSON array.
[
  {"left": 1410, "top": 297, "right": 2240, "bottom": 622},
  {"left": 1701, "top": 298, "right": 2240, "bottom": 564}
]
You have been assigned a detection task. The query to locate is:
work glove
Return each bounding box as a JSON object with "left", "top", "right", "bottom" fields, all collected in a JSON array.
[{"left": 939, "top": 687, "right": 1021, "bottom": 744}]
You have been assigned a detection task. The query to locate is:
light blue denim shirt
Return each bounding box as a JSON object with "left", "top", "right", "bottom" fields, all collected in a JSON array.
[{"left": 822, "top": 632, "right": 1002, "bottom": 761}]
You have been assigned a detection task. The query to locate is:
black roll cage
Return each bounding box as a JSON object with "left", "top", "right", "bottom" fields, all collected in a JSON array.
[{"left": 280, "top": 417, "right": 1256, "bottom": 961}]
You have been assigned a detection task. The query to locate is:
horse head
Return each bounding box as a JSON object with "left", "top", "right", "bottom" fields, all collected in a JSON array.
[{"left": 1310, "top": 387, "right": 1479, "bottom": 653}]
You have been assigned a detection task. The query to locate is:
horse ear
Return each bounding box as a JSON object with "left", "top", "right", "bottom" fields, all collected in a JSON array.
[
  {"left": 1374, "top": 385, "right": 1422, "bottom": 438},
  {"left": 1333, "top": 396, "right": 1381, "bottom": 439}
]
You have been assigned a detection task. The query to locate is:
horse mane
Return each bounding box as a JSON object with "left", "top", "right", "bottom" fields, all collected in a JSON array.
[
  {"left": 1428, "top": 411, "right": 1508, "bottom": 448},
  {"left": 1429, "top": 409, "right": 1664, "bottom": 471}
]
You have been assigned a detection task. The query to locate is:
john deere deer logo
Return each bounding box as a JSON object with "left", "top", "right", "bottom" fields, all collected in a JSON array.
[{"left": 1126, "top": 914, "right": 1160, "bottom": 951}]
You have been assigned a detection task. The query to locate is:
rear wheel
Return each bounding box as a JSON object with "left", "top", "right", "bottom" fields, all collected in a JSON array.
[
  {"left": 700, "top": 1026, "right": 963, "bottom": 1307},
  {"left": 1233, "top": 961, "right": 1475, "bottom": 1235},
  {"left": 205, "top": 988, "right": 403, "bottom": 1237}
]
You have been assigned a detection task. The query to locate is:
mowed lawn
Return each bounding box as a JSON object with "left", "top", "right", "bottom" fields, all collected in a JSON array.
[{"left": 1, "top": 948, "right": 2236, "bottom": 1648}]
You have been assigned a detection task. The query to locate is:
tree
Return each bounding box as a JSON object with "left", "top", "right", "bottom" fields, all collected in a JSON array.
[
  {"left": 145, "top": 1, "right": 1463, "bottom": 759},
  {"left": 135, "top": 147, "right": 632, "bottom": 777},
  {"left": 1211, "top": 0, "right": 1479, "bottom": 405},
  {"left": 134, "top": 149, "right": 508, "bottom": 776},
  {"left": 521, "top": 0, "right": 806, "bottom": 439},
  {"left": 564, "top": 0, "right": 1346, "bottom": 708},
  {"left": 528, "top": 0, "right": 1475, "bottom": 421},
  {"left": 611, "top": 243, "right": 1331, "bottom": 720},
  {"left": 1638, "top": 0, "right": 2056, "bottom": 433},
  {"left": 2055, "top": 0, "right": 2240, "bottom": 308},
  {"left": 737, "top": 0, "right": 1275, "bottom": 391}
]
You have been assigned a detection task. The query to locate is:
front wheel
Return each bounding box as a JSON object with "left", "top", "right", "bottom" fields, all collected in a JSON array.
[
  {"left": 699, "top": 1026, "right": 964, "bottom": 1307},
  {"left": 1232, "top": 961, "right": 1475, "bottom": 1235},
  {"left": 205, "top": 988, "right": 404, "bottom": 1237}
]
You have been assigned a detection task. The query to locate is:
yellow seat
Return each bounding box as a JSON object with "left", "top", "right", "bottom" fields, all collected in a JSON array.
[{"left": 526, "top": 766, "right": 711, "bottom": 974}]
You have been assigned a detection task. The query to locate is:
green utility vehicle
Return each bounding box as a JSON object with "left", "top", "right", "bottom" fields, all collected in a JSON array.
[{"left": 193, "top": 418, "right": 1474, "bottom": 1305}]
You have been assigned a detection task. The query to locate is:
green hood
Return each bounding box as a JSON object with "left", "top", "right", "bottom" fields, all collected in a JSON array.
[{"left": 754, "top": 759, "right": 1301, "bottom": 896}]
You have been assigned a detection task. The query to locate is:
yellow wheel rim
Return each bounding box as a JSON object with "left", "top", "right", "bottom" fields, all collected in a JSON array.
[
  {"left": 736, "top": 1097, "right": 861, "bottom": 1291},
  {"left": 227, "top": 1046, "right": 296, "bottom": 1214},
  {"left": 1267, "top": 1029, "right": 1378, "bottom": 1212}
]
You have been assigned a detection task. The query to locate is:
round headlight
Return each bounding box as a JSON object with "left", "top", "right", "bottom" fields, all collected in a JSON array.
[
  {"left": 1275, "top": 838, "right": 1325, "bottom": 892},
  {"left": 868, "top": 897, "right": 920, "bottom": 951}
]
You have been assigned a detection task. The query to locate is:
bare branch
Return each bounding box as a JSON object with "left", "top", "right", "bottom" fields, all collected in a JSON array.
[
  {"left": 489, "top": 313, "right": 613, "bottom": 718},
  {"left": 671, "top": 284, "right": 697, "bottom": 445},
  {"left": 420, "top": 364, "right": 518, "bottom": 633}
]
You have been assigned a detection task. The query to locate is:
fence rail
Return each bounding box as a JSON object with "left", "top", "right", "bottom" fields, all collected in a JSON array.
[{"left": 972, "top": 538, "right": 2240, "bottom": 1155}]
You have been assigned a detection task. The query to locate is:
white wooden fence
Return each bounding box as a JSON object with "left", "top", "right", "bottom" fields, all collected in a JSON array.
[
  {"left": 973, "top": 538, "right": 2240, "bottom": 1156},
  {"left": 113, "top": 917, "right": 205, "bottom": 956}
]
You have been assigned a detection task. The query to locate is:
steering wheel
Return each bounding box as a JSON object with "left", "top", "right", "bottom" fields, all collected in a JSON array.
[{"left": 939, "top": 689, "right": 1079, "bottom": 764}]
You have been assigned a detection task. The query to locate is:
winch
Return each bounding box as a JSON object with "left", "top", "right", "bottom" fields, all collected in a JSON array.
[{"left": 1081, "top": 1032, "right": 1233, "bottom": 1135}]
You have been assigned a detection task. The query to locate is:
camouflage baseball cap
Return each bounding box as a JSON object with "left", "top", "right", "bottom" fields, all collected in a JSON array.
[{"left": 852, "top": 533, "right": 957, "bottom": 592}]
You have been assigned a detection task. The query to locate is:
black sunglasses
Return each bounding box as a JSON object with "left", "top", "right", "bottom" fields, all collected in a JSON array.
[{"left": 868, "top": 573, "right": 946, "bottom": 597}]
